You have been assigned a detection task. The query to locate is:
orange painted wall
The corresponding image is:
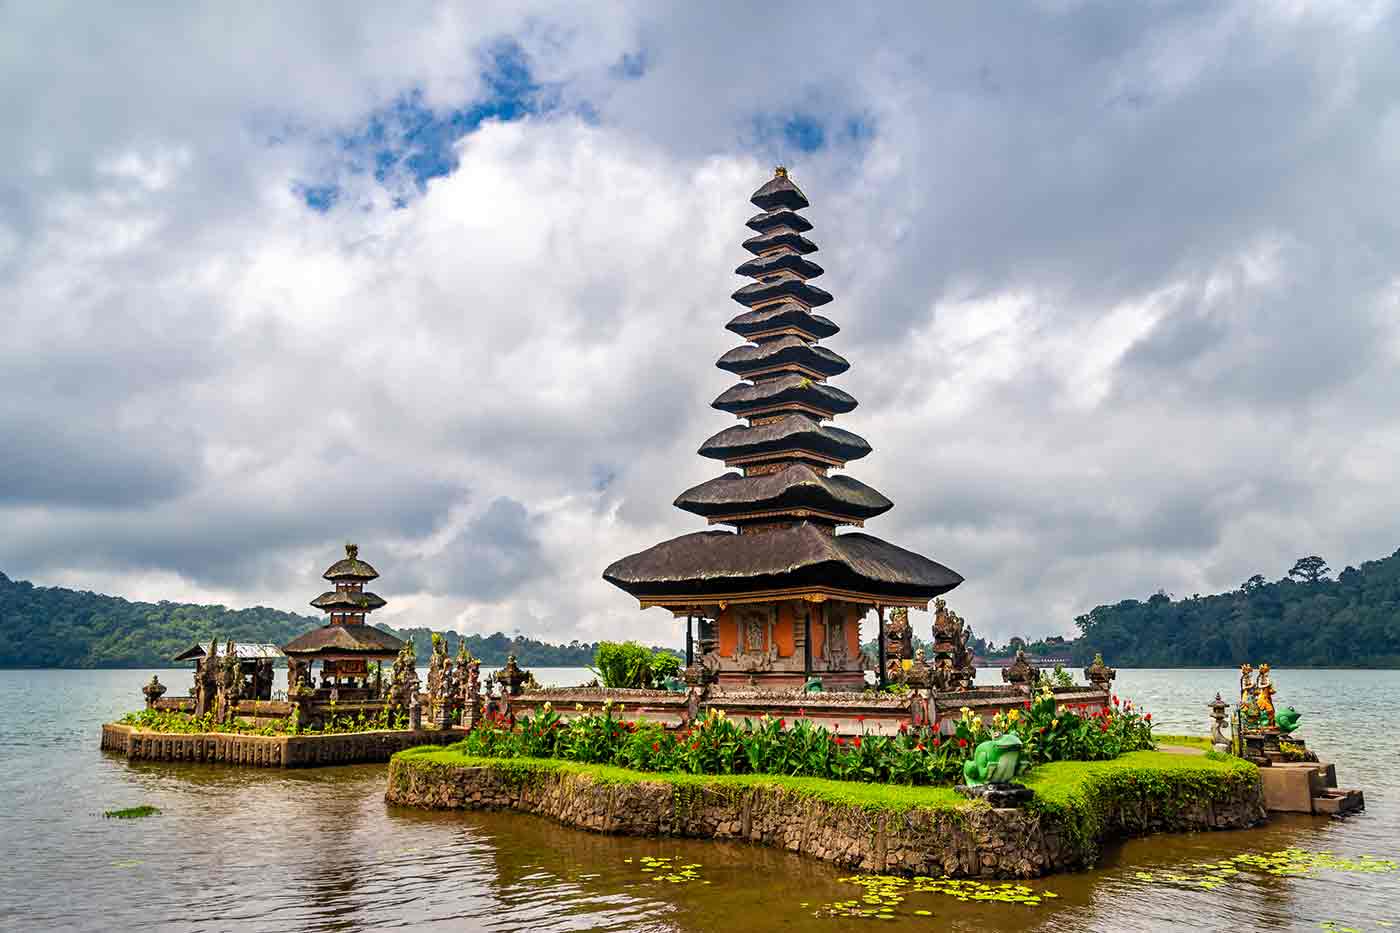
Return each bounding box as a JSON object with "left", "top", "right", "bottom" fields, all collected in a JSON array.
[
  {"left": 717, "top": 608, "right": 737, "bottom": 657},
  {"left": 810, "top": 607, "right": 825, "bottom": 658},
  {"left": 774, "top": 603, "right": 796, "bottom": 658},
  {"left": 846, "top": 608, "right": 863, "bottom": 658}
]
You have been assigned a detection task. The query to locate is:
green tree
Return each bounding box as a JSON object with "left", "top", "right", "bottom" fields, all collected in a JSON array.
[{"left": 1288, "top": 556, "right": 1330, "bottom": 585}]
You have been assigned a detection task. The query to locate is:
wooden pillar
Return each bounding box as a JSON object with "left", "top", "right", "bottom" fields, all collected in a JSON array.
[
  {"left": 877, "top": 605, "right": 887, "bottom": 689},
  {"left": 803, "top": 605, "right": 813, "bottom": 678},
  {"left": 685, "top": 612, "right": 694, "bottom": 667}
]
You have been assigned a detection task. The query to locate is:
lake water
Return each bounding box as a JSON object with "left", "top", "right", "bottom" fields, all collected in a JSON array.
[{"left": 0, "top": 667, "right": 1395, "bottom": 932}]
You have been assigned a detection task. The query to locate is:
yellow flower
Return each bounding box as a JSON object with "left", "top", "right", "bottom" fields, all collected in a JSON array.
[
  {"left": 1007, "top": 709, "right": 1020, "bottom": 722},
  {"left": 543, "top": 701, "right": 552, "bottom": 712},
  {"left": 575, "top": 703, "right": 584, "bottom": 711},
  {"left": 1051, "top": 718, "right": 1059, "bottom": 728}
]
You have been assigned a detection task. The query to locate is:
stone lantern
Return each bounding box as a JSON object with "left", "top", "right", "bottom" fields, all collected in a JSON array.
[{"left": 1208, "top": 692, "right": 1230, "bottom": 752}]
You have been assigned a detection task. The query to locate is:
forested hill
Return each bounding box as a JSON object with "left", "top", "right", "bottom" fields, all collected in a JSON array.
[
  {"left": 1072, "top": 550, "right": 1400, "bottom": 668},
  {"left": 0, "top": 571, "right": 607, "bottom": 668}
]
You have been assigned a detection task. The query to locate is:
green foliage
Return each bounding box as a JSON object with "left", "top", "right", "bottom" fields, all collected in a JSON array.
[
  {"left": 1023, "top": 751, "right": 1259, "bottom": 858},
  {"left": 591, "top": 641, "right": 682, "bottom": 688},
  {"left": 1154, "top": 733, "right": 1213, "bottom": 751},
  {"left": 104, "top": 805, "right": 160, "bottom": 819},
  {"left": 449, "top": 694, "right": 1157, "bottom": 789},
  {"left": 119, "top": 705, "right": 406, "bottom": 736},
  {"left": 1003, "top": 682, "right": 1155, "bottom": 766},
  {"left": 396, "top": 747, "right": 971, "bottom": 812},
  {"left": 1072, "top": 548, "right": 1400, "bottom": 667}
]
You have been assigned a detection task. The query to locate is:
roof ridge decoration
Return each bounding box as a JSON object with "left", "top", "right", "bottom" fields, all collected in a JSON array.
[{"left": 603, "top": 168, "right": 962, "bottom": 608}]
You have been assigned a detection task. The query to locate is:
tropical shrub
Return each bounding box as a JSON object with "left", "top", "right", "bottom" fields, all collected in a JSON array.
[
  {"left": 119, "top": 705, "right": 407, "bottom": 736},
  {"left": 450, "top": 686, "right": 1156, "bottom": 789},
  {"left": 592, "top": 641, "right": 682, "bottom": 688}
]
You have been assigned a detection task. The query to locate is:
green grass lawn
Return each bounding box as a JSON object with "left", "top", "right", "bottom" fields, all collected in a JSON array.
[
  {"left": 396, "top": 746, "right": 1254, "bottom": 816},
  {"left": 1154, "top": 733, "right": 1214, "bottom": 751}
]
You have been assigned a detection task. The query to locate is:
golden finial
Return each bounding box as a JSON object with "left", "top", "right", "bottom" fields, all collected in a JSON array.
[
  {"left": 774, "top": 165, "right": 788, "bottom": 177},
  {"left": 346, "top": 543, "right": 358, "bottom": 560}
]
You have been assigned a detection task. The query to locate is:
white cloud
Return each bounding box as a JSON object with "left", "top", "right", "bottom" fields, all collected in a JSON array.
[{"left": 5, "top": 2, "right": 1400, "bottom": 650}]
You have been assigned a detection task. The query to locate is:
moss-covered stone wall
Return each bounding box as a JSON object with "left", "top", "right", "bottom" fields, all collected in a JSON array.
[{"left": 384, "top": 750, "right": 1265, "bottom": 879}]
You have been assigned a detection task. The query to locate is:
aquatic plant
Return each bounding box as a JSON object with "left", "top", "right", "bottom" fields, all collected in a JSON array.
[
  {"left": 813, "top": 873, "right": 1061, "bottom": 919},
  {"left": 104, "top": 805, "right": 160, "bottom": 819}
]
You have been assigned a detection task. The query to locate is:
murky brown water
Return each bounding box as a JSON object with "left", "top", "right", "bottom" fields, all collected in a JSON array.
[{"left": 1, "top": 668, "right": 1395, "bottom": 931}]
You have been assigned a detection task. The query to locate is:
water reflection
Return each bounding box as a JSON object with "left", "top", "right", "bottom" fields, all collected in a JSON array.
[{"left": 0, "top": 668, "right": 1395, "bottom": 932}]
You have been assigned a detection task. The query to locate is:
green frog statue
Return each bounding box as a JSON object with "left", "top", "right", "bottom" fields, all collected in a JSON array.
[
  {"left": 1275, "top": 706, "right": 1301, "bottom": 735},
  {"left": 963, "top": 732, "right": 1024, "bottom": 786}
]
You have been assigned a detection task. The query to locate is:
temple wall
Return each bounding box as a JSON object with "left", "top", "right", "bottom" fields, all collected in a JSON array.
[
  {"left": 776, "top": 603, "right": 797, "bottom": 657},
  {"left": 385, "top": 757, "right": 1266, "bottom": 879},
  {"left": 100, "top": 723, "right": 461, "bottom": 768},
  {"left": 717, "top": 609, "right": 737, "bottom": 656}
]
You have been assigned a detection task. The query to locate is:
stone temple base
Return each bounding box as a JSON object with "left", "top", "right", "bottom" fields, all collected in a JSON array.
[{"left": 955, "top": 783, "right": 1035, "bottom": 807}]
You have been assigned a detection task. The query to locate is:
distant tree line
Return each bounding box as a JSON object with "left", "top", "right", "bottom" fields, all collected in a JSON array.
[
  {"left": 0, "top": 571, "right": 676, "bottom": 669},
  {"left": 373, "top": 626, "right": 678, "bottom": 668},
  {"left": 1070, "top": 552, "right": 1400, "bottom": 668}
]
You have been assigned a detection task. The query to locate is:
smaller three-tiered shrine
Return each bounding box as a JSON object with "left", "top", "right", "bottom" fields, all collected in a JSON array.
[{"left": 283, "top": 544, "right": 404, "bottom": 697}]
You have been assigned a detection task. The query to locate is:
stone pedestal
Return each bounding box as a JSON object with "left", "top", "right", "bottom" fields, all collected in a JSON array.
[{"left": 955, "top": 783, "right": 1035, "bottom": 807}]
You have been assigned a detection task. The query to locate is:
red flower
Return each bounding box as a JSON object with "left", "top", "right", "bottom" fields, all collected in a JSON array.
[
  {"left": 1112, "top": 695, "right": 1120, "bottom": 705},
  {"left": 691, "top": 741, "right": 699, "bottom": 750},
  {"left": 1100, "top": 721, "right": 1109, "bottom": 732},
  {"left": 1145, "top": 713, "right": 1152, "bottom": 722},
  {"left": 856, "top": 714, "right": 866, "bottom": 723},
  {"left": 916, "top": 743, "right": 926, "bottom": 751},
  {"left": 958, "top": 738, "right": 968, "bottom": 748},
  {"left": 778, "top": 718, "right": 786, "bottom": 729},
  {"left": 652, "top": 742, "right": 660, "bottom": 752},
  {"left": 1024, "top": 701, "right": 1032, "bottom": 710},
  {"left": 834, "top": 736, "right": 845, "bottom": 746},
  {"left": 932, "top": 736, "right": 941, "bottom": 747},
  {"left": 898, "top": 722, "right": 908, "bottom": 733},
  {"left": 853, "top": 736, "right": 862, "bottom": 748},
  {"left": 797, "top": 708, "right": 806, "bottom": 717}
]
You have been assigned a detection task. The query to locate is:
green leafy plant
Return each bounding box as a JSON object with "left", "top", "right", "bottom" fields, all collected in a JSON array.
[{"left": 592, "top": 641, "right": 682, "bottom": 688}]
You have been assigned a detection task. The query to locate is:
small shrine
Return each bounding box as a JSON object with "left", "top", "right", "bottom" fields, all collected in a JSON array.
[
  {"left": 1230, "top": 663, "right": 1364, "bottom": 816},
  {"left": 604, "top": 168, "right": 964, "bottom": 690},
  {"left": 283, "top": 544, "right": 405, "bottom": 699}
]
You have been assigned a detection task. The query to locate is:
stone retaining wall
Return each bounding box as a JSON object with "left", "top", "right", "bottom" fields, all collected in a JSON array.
[
  {"left": 385, "top": 757, "right": 1266, "bottom": 878},
  {"left": 100, "top": 723, "right": 462, "bottom": 768}
]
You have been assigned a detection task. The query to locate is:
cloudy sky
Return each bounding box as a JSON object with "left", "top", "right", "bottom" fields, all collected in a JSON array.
[{"left": 4, "top": 1, "right": 1400, "bottom": 648}]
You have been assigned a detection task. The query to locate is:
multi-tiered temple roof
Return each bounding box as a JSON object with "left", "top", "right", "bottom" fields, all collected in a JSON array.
[
  {"left": 283, "top": 544, "right": 403, "bottom": 658},
  {"left": 605, "top": 169, "right": 963, "bottom": 609}
]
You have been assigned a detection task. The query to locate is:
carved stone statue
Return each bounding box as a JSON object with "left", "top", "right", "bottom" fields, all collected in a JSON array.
[
  {"left": 462, "top": 655, "right": 481, "bottom": 729},
  {"left": 497, "top": 654, "right": 529, "bottom": 697},
  {"left": 931, "top": 598, "right": 976, "bottom": 690},
  {"left": 904, "top": 646, "right": 931, "bottom": 689},
  {"left": 1084, "top": 652, "right": 1116, "bottom": 692},
  {"left": 884, "top": 607, "right": 914, "bottom": 680},
  {"left": 1238, "top": 663, "right": 1255, "bottom": 708},
  {"left": 143, "top": 674, "right": 167, "bottom": 709},
  {"left": 218, "top": 640, "right": 243, "bottom": 722},
  {"left": 388, "top": 639, "right": 419, "bottom": 716},
  {"left": 1001, "top": 648, "right": 1039, "bottom": 686},
  {"left": 1255, "top": 663, "right": 1276, "bottom": 728}
]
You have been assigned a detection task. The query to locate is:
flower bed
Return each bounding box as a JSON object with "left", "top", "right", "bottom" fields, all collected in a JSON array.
[
  {"left": 119, "top": 705, "right": 408, "bottom": 737},
  {"left": 457, "top": 682, "right": 1154, "bottom": 788}
]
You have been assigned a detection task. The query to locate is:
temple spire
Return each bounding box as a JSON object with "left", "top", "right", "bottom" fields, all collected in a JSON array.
[{"left": 603, "top": 170, "right": 961, "bottom": 690}]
